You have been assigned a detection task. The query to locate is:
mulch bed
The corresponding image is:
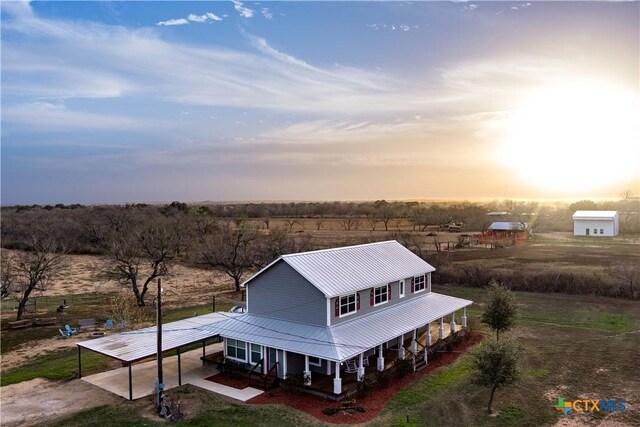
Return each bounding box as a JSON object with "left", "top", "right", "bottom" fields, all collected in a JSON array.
[
  {"left": 205, "top": 373, "right": 251, "bottom": 390},
  {"left": 247, "top": 333, "right": 483, "bottom": 424}
]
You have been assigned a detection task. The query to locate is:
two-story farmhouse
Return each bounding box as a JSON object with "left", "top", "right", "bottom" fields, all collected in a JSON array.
[{"left": 210, "top": 240, "right": 472, "bottom": 396}]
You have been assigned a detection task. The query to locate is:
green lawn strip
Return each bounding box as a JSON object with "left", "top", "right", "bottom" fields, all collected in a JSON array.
[
  {"left": 162, "top": 303, "right": 233, "bottom": 323},
  {"left": 40, "top": 404, "right": 157, "bottom": 427},
  {"left": 42, "top": 386, "right": 325, "bottom": 427},
  {"left": 1, "top": 347, "right": 113, "bottom": 387},
  {"left": 382, "top": 357, "right": 474, "bottom": 426}
]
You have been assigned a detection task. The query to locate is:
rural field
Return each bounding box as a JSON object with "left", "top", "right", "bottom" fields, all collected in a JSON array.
[{"left": 1, "top": 230, "right": 638, "bottom": 426}]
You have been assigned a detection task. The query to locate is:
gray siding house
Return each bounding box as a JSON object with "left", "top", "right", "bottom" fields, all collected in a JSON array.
[{"left": 218, "top": 240, "right": 472, "bottom": 395}]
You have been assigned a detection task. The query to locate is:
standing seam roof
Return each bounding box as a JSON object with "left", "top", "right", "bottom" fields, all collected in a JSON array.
[{"left": 244, "top": 240, "right": 435, "bottom": 298}]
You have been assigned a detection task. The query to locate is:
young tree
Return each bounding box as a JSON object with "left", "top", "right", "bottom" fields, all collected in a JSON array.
[
  {"left": 472, "top": 339, "right": 520, "bottom": 414},
  {"left": 196, "top": 221, "right": 260, "bottom": 291},
  {"left": 481, "top": 280, "right": 518, "bottom": 340},
  {"left": 3, "top": 234, "right": 67, "bottom": 320}
]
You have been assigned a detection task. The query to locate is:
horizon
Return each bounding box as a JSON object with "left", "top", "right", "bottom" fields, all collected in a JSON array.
[{"left": 2, "top": 1, "right": 639, "bottom": 205}]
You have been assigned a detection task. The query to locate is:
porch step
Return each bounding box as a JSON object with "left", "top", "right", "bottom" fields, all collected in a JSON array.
[{"left": 415, "top": 358, "right": 427, "bottom": 372}]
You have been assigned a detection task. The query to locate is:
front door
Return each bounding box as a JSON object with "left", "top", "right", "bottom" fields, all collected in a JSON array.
[
  {"left": 267, "top": 347, "right": 277, "bottom": 370},
  {"left": 586, "top": 228, "right": 590, "bottom": 236}
]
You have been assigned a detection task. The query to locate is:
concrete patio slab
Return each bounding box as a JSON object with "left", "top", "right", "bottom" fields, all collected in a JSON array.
[{"left": 81, "top": 343, "right": 263, "bottom": 402}]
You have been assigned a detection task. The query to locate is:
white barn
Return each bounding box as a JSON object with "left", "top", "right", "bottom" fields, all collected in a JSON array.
[{"left": 572, "top": 211, "right": 619, "bottom": 237}]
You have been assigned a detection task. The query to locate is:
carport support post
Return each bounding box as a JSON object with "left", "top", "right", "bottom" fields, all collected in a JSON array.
[
  {"left": 202, "top": 340, "right": 206, "bottom": 364},
  {"left": 128, "top": 363, "right": 133, "bottom": 401},
  {"left": 77, "top": 346, "right": 82, "bottom": 379},
  {"left": 178, "top": 348, "right": 182, "bottom": 386},
  {"left": 462, "top": 307, "right": 468, "bottom": 328}
]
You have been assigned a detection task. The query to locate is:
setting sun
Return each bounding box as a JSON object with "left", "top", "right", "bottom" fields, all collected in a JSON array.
[{"left": 497, "top": 81, "right": 639, "bottom": 194}]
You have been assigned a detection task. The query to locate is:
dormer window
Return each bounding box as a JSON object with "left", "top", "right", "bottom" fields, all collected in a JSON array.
[
  {"left": 374, "top": 285, "right": 389, "bottom": 306},
  {"left": 339, "top": 293, "right": 357, "bottom": 317},
  {"left": 414, "top": 275, "right": 426, "bottom": 293}
]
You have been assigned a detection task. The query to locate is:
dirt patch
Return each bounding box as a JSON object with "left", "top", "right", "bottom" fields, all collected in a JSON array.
[
  {"left": 247, "top": 334, "right": 482, "bottom": 424},
  {"left": 0, "top": 335, "right": 84, "bottom": 372},
  {"left": 0, "top": 378, "right": 120, "bottom": 427}
]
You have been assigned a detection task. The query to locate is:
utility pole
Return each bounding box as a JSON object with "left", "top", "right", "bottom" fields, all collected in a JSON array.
[{"left": 155, "top": 278, "right": 163, "bottom": 412}]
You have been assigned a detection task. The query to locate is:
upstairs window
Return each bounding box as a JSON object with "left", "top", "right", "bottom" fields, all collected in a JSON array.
[
  {"left": 414, "top": 275, "right": 426, "bottom": 293},
  {"left": 374, "top": 285, "right": 389, "bottom": 306},
  {"left": 339, "top": 293, "right": 357, "bottom": 317},
  {"left": 399, "top": 280, "right": 405, "bottom": 298}
]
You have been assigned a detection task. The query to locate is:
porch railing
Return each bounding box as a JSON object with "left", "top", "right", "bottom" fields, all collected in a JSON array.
[{"left": 248, "top": 357, "right": 265, "bottom": 386}]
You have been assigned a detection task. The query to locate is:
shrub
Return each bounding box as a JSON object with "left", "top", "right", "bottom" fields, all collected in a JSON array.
[
  {"left": 281, "top": 373, "right": 305, "bottom": 395},
  {"left": 375, "top": 369, "right": 392, "bottom": 389},
  {"left": 356, "top": 377, "right": 373, "bottom": 398},
  {"left": 394, "top": 358, "right": 412, "bottom": 378},
  {"left": 321, "top": 407, "right": 340, "bottom": 416}
]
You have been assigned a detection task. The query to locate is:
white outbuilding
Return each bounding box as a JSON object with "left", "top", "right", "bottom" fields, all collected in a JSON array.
[{"left": 572, "top": 211, "right": 619, "bottom": 237}]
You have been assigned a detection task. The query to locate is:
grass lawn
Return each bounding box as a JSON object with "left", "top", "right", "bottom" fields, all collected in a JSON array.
[{"left": 39, "top": 286, "right": 640, "bottom": 426}]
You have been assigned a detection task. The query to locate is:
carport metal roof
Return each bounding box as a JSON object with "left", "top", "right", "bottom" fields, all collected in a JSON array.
[{"left": 77, "top": 312, "right": 241, "bottom": 363}]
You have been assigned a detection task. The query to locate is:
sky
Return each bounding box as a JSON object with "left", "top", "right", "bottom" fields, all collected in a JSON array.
[{"left": 1, "top": 0, "right": 639, "bottom": 205}]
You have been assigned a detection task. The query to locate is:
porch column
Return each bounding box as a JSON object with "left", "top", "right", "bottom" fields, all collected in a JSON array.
[
  {"left": 461, "top": 307, "right": 468, "bottom": 328},
  {"left": 202, "top": 340, "right": 206, "bottom": 365},
  {"left": 397, "top": 335, "right": 404, "bottom": 360},
  {"left": 438, "top": 317, "right": 445, "bottom": 339},
  {"left": 377, "top": 344, "right": 385, "bottom": 371},
  {"left": 262, "top": 346, "right": 267, "bottom": 375},
  {"left": 357, "top": 353, "right": 365, "bottom": 381},
  {"left": 411, "top": 329, "right": 418, "bottom": 354},
  {"left": 304, "top": 355, "right": 311, "bottom": 386},
  {"left": 282, "top": 350, "right": 287, "bottom": 380},
  {"left": 333, "top": 361, "right": 342, "bottom": 394},
  {"left": 426, "top": 323, "right": 432, "bottom": 346},
  {"left": 451, "top": 312, "right": 457, "bottom": 333}
]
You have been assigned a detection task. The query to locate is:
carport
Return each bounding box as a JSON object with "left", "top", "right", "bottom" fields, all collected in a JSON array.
[{"left": 77, "top": 312, "right": 240, "bottom": 400}]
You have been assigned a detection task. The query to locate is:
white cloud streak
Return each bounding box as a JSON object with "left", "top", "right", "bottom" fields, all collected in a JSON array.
[
  {"left": 157, "top": 11, "right": 223, "bottom": 26},
  {"left": 231, "top": 0, "right": 254, "bottom": 18}
]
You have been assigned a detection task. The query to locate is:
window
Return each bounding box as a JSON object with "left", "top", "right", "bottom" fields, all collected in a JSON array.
[
  {"left": 250, "top": 344, "right": 262, "bottom": 364},
  {"left": 374, "top": 285, "right": 389, "bottom": 306},
  {"left": 594, "top": 229, "right": 598, "bottom": 234},
  {"left": 600, "top": 229, "right": 604, "bottom": 234},
  {"left": 414, "top": 275, "right": 426, "bottom": 293},
  {"left": 399, "top": 280, "right": 405, "bottom": 298},
  {"left": 308, "top": 356, "right": 322, "bottom": 367},
  {"left": 226, "top": 338, "right": 247, "bottom": 362},
  {"left": 340, "top": 293, "right": 357, "bottom": 317}
]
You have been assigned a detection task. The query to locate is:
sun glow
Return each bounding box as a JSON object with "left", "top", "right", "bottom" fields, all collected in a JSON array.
[{"left": 497, "top": 81, "right": 639, "bottom": 194}]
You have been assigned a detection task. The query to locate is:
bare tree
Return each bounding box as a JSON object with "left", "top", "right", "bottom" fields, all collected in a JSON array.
[
  {"left": 610, "top": 263, "right": 640, "bottom": 299},
  {"left": 103, "top": 225, "right": 178, "bottom": 306},
  {"left": 196, "top": 221, "right": 260, "bottom": 291},
  {"left": 3, "top": 234, "right": 67, "bottom": 320},
  {"left": 315, "top": 219, "right": 323, "bottom": 231},
  {"left": 341, "top": 217, "right": 362, "bottom": 231}
]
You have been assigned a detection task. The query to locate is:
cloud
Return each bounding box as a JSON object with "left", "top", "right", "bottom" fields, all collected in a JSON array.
[
  {"left": 157, "top": 18, "right": 189, "bottom": 26},
  {"left": 157, "top": 11, "right": 223, "bottom": 26},
  {"left": 2, "top": 102, "right": 143, "bottom": 131},
  {"left": 260, "top": 8, "right": 273, "bottom": 20},
  {"left": 366, "top": 23, "right": 419, "bottom": 32},
  {"left": 232, "top": 0, "right": 254, "bottom": 18}
]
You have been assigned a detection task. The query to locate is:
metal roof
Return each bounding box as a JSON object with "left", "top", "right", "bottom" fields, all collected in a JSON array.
[
  {"left": 77, "top": 312, "right": 242, "bottom": 362},
  {"left": 207, "top": 292, "right": 472, "bottom": 362},
  {"left": 572, "top": 210, "right": 618, "bottom": 220},
  {"left": 488, "top": 222, "right": 528, "bottom": 231},
  {"left": 243, "top": 240, "right": 435, "bottom": 298}
]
